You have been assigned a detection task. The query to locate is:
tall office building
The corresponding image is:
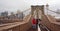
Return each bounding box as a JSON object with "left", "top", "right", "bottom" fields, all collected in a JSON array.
[
  {"left": 16, "top": 12, "right": 25, "bottom": 19},
  {"left": 1, "top": 11, "right": 8, "bottom": 17}
]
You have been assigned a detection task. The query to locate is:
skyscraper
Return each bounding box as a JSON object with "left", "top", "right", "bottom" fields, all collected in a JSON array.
[{"left": 1, "top": 11, "right": 8, "bottom": 17}]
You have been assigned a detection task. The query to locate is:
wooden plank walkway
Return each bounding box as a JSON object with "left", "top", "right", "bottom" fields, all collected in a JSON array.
[
  {"left": 27, "top": 25, "right": 48, "bottom": 31},
  {"left": 27, "top": 27, "right": 38, "bottom": 31}
]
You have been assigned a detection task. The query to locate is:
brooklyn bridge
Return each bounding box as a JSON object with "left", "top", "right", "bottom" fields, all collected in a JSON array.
[{"left": 0, "top": 5, "right": 60, "bottom": 31}]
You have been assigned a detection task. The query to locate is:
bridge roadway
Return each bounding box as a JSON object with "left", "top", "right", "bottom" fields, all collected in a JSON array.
[{"left": 0, "top": 14, "right": 60, "bottom": 31}]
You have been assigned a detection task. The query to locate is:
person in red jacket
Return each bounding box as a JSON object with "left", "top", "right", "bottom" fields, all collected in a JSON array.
[
  {"left": 32, "top": 18, "right": 36, "bottom": 24},
  {"left": 32, "top": 18, "right": 36, "bottom": 29}
]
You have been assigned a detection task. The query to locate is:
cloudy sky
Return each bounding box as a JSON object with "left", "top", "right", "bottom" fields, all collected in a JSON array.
[{"left": 0, "top": 0, "right": 60, "bottom": 13}]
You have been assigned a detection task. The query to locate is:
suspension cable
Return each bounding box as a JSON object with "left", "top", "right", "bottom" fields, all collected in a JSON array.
[
  {"left": 48, "top": 10, "right": 60, "bottom": 14},
  {"left": 22, "top": 8, "right": 31, "bottom": 12}
]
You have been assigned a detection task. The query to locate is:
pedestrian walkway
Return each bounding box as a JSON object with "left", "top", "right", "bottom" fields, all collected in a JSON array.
[
  {"left": 27, "top": 25, "right": 42, "bottom": 31},
  {"left": 27, "top": 27, "right": 37, "bottom": 31},
  {"left": 38, "top": 25, "right": 41, "bottom": 31}
]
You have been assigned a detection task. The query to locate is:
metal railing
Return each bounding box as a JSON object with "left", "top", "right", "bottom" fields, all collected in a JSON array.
[{"left": 39, "top": 24, "right": 50, "bottom": 31}]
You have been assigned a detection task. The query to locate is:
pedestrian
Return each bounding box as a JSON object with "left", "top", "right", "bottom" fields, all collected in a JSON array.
[
  {"left": 32, "top": 18, "right": 36, "bottom": 29},
  {"left": 36, "top": 19, "right": 41, "bottom": 27},
  {"left": 38, "top": 19, "right": 41, "bottom": 27}
]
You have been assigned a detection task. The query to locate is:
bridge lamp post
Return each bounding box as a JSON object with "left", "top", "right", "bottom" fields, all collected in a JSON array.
[{"left": 46, "top": 3, "right": 49, "bottom": 15}]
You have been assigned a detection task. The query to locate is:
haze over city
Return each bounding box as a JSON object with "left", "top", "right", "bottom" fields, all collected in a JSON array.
[{"left": 0, "top": 0, "right": 60, "bottom": 13}]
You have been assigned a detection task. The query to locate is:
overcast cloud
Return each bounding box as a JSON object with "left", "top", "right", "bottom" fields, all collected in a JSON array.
[{"left": 0, "top": 0, "right": 60, "bottom": 13}]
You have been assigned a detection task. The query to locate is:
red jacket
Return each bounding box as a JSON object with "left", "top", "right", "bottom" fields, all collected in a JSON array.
[{"left": 32, "top": 18, "right": 36, "bottom": 24}]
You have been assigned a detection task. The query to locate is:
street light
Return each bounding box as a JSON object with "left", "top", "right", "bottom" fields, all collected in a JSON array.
[{"left": 46, "top": 3, "right": 49, "bottom": 15}]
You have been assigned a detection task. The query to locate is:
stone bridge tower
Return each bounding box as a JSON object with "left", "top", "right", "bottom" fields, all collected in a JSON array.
[{"left": 31, "top": 5, "right": 44, "bottom": 19}]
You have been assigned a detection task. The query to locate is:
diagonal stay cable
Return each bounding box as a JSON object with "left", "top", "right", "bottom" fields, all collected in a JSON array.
[
  {"left": 48, "top": 10, "right": 60, "bottom": 14},
  {"left": 22, "top": 8, "right": 31, "bottom": 13}
]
